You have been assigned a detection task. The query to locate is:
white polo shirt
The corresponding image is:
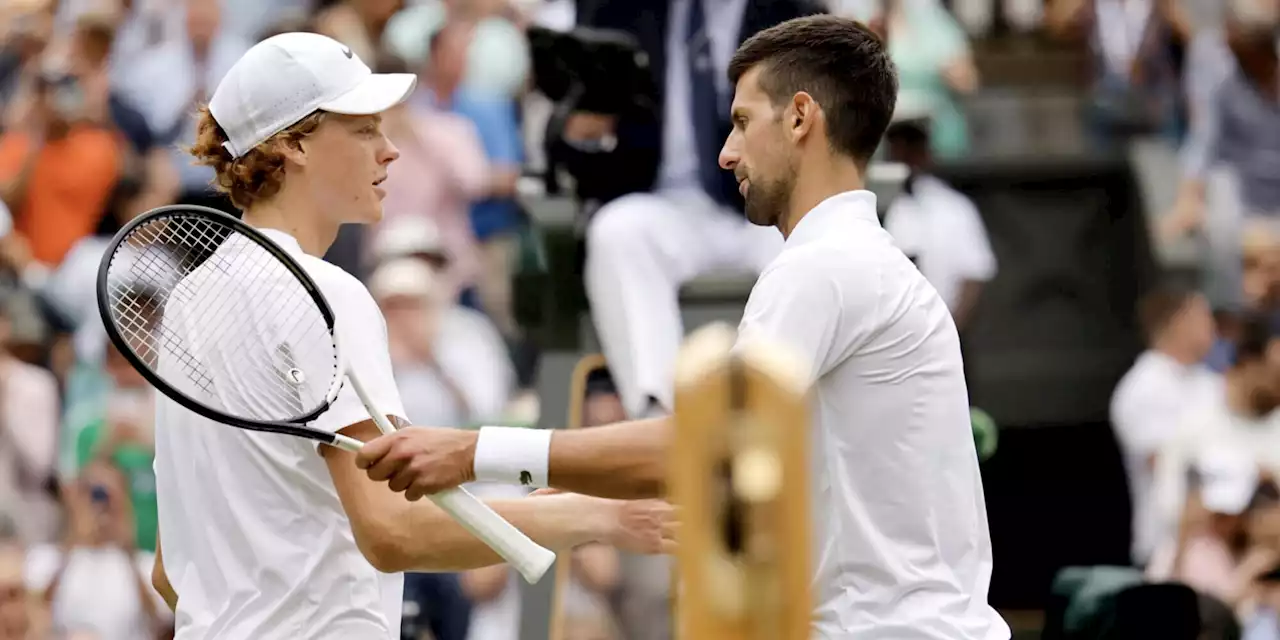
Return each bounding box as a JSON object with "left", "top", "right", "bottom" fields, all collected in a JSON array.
[
  {"left": 1109, "top": 350, "right": 1222, "bottom": 565},
  {"left": 735, "top": 191, "right": 1009, "bottom": 640},
  {"left": 884, "top": 175, "right": 996, "bottom": 313},
  {"left": 153, "top": 229, "right": 407, "bottom": 639}
]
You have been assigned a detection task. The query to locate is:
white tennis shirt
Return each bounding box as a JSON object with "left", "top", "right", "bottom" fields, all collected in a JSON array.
[
  {"left": 153, "top": 228, "right": 407, "bottom": 639},
  {"left": 734, "top": 191, "right": 1009, "bottom": 640}
]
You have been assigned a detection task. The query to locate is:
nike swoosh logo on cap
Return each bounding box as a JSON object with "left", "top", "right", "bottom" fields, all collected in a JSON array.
[{"left": 342, "top": 46, "right": 353, "bottom": 58}]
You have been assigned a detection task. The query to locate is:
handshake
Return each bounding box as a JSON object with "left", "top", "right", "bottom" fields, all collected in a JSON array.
[{"left": 354, "top": 427, "right": 676, "bottom": 556}]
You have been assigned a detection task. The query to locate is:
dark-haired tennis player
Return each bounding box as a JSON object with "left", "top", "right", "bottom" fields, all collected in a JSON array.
[
  {"left": 149, "top": 32, "right": 673, "bottom": 639},
  {"left": 357, "top": 16, "right": 1009, "bottom": 639}
]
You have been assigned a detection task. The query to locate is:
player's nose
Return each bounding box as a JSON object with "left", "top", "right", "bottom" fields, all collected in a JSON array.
[
  {"left": 378, "top": 134, "right": 400, "bottom": 165},
  {"left": 719, "top": 136, "right": 739, "bottom": 171}
]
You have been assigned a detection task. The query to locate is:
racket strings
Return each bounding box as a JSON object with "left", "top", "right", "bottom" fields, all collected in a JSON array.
[{"left": 104, "top": 214, "right": 339, "bottom": 423}]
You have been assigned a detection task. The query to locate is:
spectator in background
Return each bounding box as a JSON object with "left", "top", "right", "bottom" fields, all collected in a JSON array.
[
  {"left": 0, "top": 515, "right": 33, "bottom": 640},
  {"left": 107, "top": 0, "right": 183, "bottom": 73},
  {"left": 370, "top": 257, "right": 515, "bottom": 640},
  {"left": 1111, "top": 286, "right": 1220, "bottom": 568},
  {"left": 0, "top": 0, "right": 55, "bottom": 111},
  {"left": 413, "top": 16, "right": 538, "bottom": 409},
  {"left": 64, "top": 343, "right": 157, "bottom": 553},
  {"left": 113, "top": 0, "right": 247, "bottom": 214},
  {"left": 0, "top": 67, "right": 120, "bottom": 284},
  {"left": 1241, "top": 481, "right": 1280, "bottom": 639},
  {"left": 1147, "top": 447, "right": 1258, "bottom": 605},
  {"left": 558, "top": 368, "right": 629, "bottom": 640},
  {"left": 372, "top": 257, "right": 515, "bottom": 428},
  {"left": 571, "top": 0, "right": 823, "bottom": 421},
  {"left": 68, "top": 13, "right": 177, "bottom": 219},
  {"left": 882, "top": 105, "right": 995, "bottom": 332},
  {"left": 869, "top": 0, "right": 979, "bottom": 160},
  {"left": 1165, "top": 0, "right": 1280, "bottom": 308},
  {"left": 24, "top": 462, "right": 169, "bottom": 640},
  {"left": 1045, "top": 0, "right": 1190, "bottom": 151},
  {"left": 1151, "top": 314, "right": 1280, "bottom": 572},
  {"left": 375, "top": 55, "right": 488, "bottom": 297},
  {"left": 0, "top": 298, "right": 63, "bottom": 545},
  {"left": 314, "top": 0, "right": 402, "bottom": 64}
]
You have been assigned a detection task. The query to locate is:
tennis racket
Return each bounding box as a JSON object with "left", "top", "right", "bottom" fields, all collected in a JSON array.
[{"left": 95, "top": 204, "right": 556, "bottom": 583}]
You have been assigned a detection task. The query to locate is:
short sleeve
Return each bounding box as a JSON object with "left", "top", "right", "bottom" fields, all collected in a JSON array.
[
  {"left": 1110, "top": 379, "right": 1181, "bottom": 456},
  {"left": 735, "top": 250, "right": 869, "bottom": 385},
  {"left": 308, "top": 272, "right": 408, "bottom": 435}
]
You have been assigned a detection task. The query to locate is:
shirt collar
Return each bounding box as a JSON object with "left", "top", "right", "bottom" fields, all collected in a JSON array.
[
  {"left": 255, "top": 228, "right": 304, "bottom": 256},
  {"left": 786, "top": 190, "right": 879, "bottom": 246}
]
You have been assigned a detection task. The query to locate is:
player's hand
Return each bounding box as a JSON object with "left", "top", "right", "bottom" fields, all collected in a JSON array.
[
  {"left": 355, "top": 427, "right": 479, "bottom": 500},
  {"left": 602, "top": 497, "right": 678, "bottom": 555}
]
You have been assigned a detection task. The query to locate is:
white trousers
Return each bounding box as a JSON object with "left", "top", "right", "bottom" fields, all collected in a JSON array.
[{"left": 584, "top": 189, "right": 784, "bottom": 417}]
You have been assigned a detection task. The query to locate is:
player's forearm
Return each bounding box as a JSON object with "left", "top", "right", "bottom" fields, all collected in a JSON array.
[
  {"left": 370, "top": 494, "right": 615, "bottom": 573},
  {"left": 547, "top": 418, "right": 670, "bottom": 499}
]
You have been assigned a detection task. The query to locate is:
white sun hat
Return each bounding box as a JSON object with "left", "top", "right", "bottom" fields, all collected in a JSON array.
[
  {"left": 1196, "top": 446, "right": 1260, "bottom": 516},
  {"left": 209, "top": 32, "right": 417, "bottom": 159}
]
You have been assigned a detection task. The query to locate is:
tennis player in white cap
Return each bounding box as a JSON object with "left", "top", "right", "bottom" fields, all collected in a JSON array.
[{"left": 149, "top": 32, "right": 673, "bottom": 639}]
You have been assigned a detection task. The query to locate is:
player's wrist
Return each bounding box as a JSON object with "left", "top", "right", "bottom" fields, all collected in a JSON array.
[
  {"left": 472, "top": 426, "right": 552, "bottom": 488},
  {"left": 583, "top": 497, "right": 622, "bottom": 545}
]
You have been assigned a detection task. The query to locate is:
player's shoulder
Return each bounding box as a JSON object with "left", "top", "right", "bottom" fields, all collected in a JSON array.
[
  {"left": 298, "top": 256, "right": 374, "bottom": 302},
  {"left": 765, "top": 223, "right": 904, "bottom": 298},
  {"left": 292, "top": 256, "right": 386, "bottom": 334}
]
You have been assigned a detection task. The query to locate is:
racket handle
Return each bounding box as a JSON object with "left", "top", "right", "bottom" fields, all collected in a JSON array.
[
  {"left": 327, "top": 434, "right": 556, "bottom": 583},
  {"left": 430, "top": 487, "right": 558, "bottom": 584}
]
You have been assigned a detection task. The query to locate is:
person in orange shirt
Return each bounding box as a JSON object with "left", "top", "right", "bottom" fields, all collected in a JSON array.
[{"left": 0, "top": 70, "right": 120, "bottom": 275}]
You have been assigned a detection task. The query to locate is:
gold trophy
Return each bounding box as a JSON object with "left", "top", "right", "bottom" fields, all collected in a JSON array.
[{"left": 670, "top": 323, "right": 811, "bottom": 640}]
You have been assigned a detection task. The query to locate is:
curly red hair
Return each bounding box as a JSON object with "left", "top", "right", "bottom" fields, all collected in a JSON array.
[{"left": 187, "top": 106, "right": 326, "bottom": 210}]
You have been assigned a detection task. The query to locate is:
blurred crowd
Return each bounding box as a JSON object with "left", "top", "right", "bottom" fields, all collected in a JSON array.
[{"left": 0, "top": 0, "right": 1276, "bottom": 638}]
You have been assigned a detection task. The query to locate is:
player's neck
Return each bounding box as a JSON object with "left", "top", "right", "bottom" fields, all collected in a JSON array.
[
  {"left": 779, "top": 155, "right": 864, "bottom": 238},
  {"left": 1152, "top": 338, "right": 1202, "bottom": 367},
  {"left": 241, "top": 194, "right": 340, "bottom": 257}
]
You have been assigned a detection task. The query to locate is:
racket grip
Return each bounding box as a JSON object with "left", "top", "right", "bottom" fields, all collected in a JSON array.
[{"left": 430, "top": 487, "right": 557, "bottom": 583}]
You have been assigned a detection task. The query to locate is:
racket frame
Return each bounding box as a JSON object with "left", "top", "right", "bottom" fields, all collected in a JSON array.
[{"left": 96, "top": 204, "right": 351, "bottom": 449}]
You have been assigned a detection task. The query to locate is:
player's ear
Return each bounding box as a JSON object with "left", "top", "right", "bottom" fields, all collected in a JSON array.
[
  {"left": 272, "top": 134, "right": 308, "bottom": 166},
  {"left": 789, "top": 92, "right": 816, "bottom": 141}
]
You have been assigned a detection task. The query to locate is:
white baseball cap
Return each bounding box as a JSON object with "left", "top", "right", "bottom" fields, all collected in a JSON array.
[
  {"left": 370, "top": 258, "right": 439, "bottom": 301},
  {"left": 210, "top": 32, "right": 417, "bottom": 159},
  {"left": 372, "top": 216, "right": 449, "bottom": 263}
]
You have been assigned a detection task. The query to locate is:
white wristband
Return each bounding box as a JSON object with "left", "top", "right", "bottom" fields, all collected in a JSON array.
[{"left": 473, "top": 426, "right": 552, "bottom": 488}]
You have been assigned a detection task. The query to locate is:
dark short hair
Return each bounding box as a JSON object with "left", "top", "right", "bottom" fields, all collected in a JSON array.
[
  {"left": 1234, "top": 312, "right": 1279, "bottom": 365},
  {"left": 728, "top": 15, "right": 897, "bottom": 164},
  {"left": 1137, "top": 286, "right": 1199, "bottom": 342},
  {"left": 584, "top": 367, "right": 618, "bottom": 399}
]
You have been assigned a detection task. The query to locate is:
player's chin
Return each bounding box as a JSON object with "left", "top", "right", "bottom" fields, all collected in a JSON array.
[{"left": 350, "top": 201, "right": 386, "bottom": 225}]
